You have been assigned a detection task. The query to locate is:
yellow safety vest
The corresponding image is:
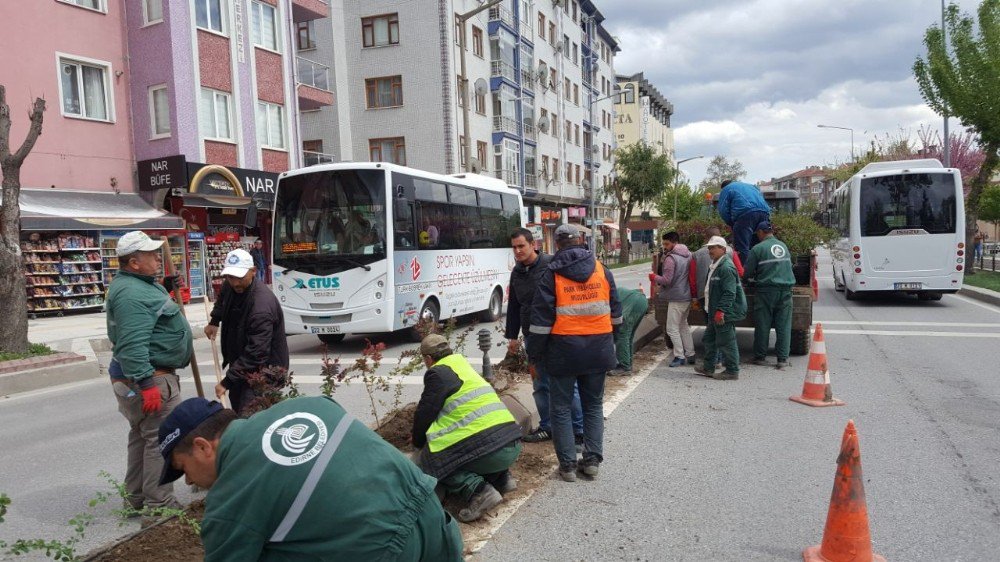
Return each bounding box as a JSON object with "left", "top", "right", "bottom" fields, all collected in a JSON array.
[{"left": 426, "top": 354, "right": 515, "bottom": 453}]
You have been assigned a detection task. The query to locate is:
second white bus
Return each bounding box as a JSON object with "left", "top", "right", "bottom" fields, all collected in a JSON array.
[{"left": 829, "top": 159, "right": 965, "bottom": 301}]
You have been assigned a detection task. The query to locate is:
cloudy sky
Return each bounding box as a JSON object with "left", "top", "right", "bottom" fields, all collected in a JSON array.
[{"left": 599, "top": 0, "right": 982, "bottom": 186}]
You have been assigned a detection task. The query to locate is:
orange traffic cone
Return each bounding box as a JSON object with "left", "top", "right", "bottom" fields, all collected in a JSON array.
[
  {"left": 638, "top": 281, "right": 646, "bottom": 297},
  {"left": 790, "top": 323, "right": 845, "bottom": 407},
  {"left": 803, "top": 420, "right": 886, "bottom": 562},
  {"left": 812, "top": 271, "right": 819, "bottom": 301}
]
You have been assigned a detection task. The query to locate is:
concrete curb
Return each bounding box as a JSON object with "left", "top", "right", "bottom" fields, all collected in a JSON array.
[
  {"left": 0, "top": 352, "right": 85, "bottom": 374},
  {"left": 958, "top": 285, "right": 1000, "bottom": 308},
  {"left": 0, "top": 358, "right": 101, "bottom": 396}
]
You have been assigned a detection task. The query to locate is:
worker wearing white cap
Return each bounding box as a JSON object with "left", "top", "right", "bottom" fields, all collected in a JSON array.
[{"left": 694, "top": 236, "right": 747, "bottom": 380}]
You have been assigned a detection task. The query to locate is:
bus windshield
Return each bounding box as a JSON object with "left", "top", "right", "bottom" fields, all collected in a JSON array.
[
  {"left": 273, "top": 169, "right": 387, "bottom": 271},
  {"left": 860, "top": 173, "right": 957, "bottom": 236}
]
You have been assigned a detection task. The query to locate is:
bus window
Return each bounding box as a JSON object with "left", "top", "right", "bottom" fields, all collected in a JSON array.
[{"left": 860, "top": 173, "right": 957, "bottom": 236}]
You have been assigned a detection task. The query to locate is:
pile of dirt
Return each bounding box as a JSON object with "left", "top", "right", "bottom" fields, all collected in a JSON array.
[
  {"left": 375, "top": 402, "right": 417, "bottom": 452},
  {"left": 88, "top": 501, "right": 205, "bottom": 562}
]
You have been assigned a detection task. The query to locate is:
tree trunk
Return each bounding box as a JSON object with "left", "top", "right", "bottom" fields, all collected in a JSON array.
[
  {"left": 964, "top": 143, "right": 999, "bottom": 277},
  {"left": 0, "top": 166, "right": 29, "bottom": 353},
  {"left": 617, "top": 212, "right": 630, "bottom": 264}
]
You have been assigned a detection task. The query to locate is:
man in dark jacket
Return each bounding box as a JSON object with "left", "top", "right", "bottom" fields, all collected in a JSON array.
[
  {"left": 204, "top": 249, "right": 289, "bottom": 415},
  {"left": 249, "top": 239, "right": 267, "bottom": 282},
  {"left": 528, "top": 224, "right": 622, "bottom": 482},
  {"left": 718, "top": 180, "right": 772, "bottom": 263},
  {"left": 505, "top": 228, "right": 584, "bottom": 445},
  {"left": 694, "top": 236, "right": 747, "bottom": 380},
  {"left": 744, "top": 221, "right": 795, "bottom": 369},
  {"left": 412, "top": 335, "right": 522, "bottom": 522}
]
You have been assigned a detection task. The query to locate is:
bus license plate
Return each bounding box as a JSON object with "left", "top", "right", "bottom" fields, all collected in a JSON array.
[
  {"left": 310, "top": 326, "right": 341, "bottom": 334},
  {"left": 895, "top": 282, "right": 922, "bottom": 290}
]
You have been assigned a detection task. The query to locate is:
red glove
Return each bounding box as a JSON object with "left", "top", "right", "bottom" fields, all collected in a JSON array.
[
  {"left": 141, "top": 386, "right": 162, "bottom": 414},
  {"left": 714, "top": 311, "right": 725, "bottom": 325},
  {"left": 647, "top": 272, "right": 657, "bottom": 282}
]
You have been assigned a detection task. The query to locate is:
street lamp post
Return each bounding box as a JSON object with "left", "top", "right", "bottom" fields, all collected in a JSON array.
[
  {"left": 672, "top": 155, "right": 704, "bottom": 222},
  {"left": 457, "top": 0, "right": 503, "bottom": 173},
  {"left": 817, "top": 124, "right": 855, "bottom": 162},
  {"left": 941, "top": 0, "right": 951, "bottom": 167}
]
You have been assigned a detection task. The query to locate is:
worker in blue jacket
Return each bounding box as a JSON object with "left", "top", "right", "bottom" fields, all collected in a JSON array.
[{"left": 717, "top": 180, "right": 771, "bottom": 263}]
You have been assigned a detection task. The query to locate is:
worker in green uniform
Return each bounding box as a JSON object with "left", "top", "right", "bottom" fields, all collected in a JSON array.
[
  {"left": 743, "top": 221, "right": 796, "bottom": 370},
  {"left": 609, "top": 287, "right": 650, "bottom": 375},
  {"left": 158, "top": 396, "right": 463, "bottom": 562},
  {"left": 694, "top": 236, "right": 747, "bottom": 380}
]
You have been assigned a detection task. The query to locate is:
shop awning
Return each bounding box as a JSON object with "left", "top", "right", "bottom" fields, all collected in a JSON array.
[
  {"left": 19, "top": 189, "right": 184, "bottom": 231},
  {"left": 599, "top": 223, "right": 620, "bottom": 230},
  {"left": 180, "top": 194, "right": 254, "bottom": 209}
]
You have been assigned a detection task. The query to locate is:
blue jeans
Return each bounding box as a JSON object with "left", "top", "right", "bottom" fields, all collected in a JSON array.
[
  {"left": 732, "top": 210, "right": 770, "bottom": 264},
  {"left": 532, "top": 363, "right": 583, "bottom": 435},
  {"left": 550, "top": 371, "right": 605, "bottom": 466}
]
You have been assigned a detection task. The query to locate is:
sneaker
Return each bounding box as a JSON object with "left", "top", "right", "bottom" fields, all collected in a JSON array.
[
  {"left": 523, "top": 428, "right": 552, "bottom": 443},
  {"left": 712, "top": 370, "right": 739, "bottom": 380},
  {"left": 578, "top": 457, "right": 600, "bottom": 478},
  {"left": 574, "top": 434, "right": 585, "bottom": 454},
  {"left": 607, "top": 368, "right": 631, "bottom": 376},
  {"left": 693, "top": 366, "right": 715, "bottom": 378},
  {"left": 686, "top": 356, "right": 697, "bottom": 365},
  {"left": 558, "top": 462, "right": 578, "bottom": 482},
  {"left": 457, "top": 484, "right": 503, "bottom": 522},
  {"left": 496, "top": 472, "right": 518, "bottom": 495},
  {"left": 669, "top": 357, "right": 686, "bottom": 368},
  {"left": 776, "top": 360, "right": 789, "bottom": 371},
  {"left": 751, "top": 357, "right": 768, "bottom": 366}
]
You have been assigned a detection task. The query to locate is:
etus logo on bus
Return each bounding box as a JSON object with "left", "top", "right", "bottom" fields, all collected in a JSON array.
[{"left": 291, "top": 277, "right": 341, "bottom": 290}]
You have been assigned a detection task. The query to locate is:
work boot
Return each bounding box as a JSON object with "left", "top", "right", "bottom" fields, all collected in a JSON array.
[
  {"left": 457, "top": 484, "right": 503, "bottom": 523},
  {"left": 669, "top": 357, "right": 686, "bottom": 368},
  {"left": 686, "top": 356, "right": 697, "bottom": 365},
  {"left": 522, "top": 428, "right": 552, "bottom": 443},
  {"left": 750, "top": 357, "right": 768, "bottom": 366},
  {"left": 574, "top": 433, "right": 585, "bottom": 454},
  {"left": 693, "top": 366, "right": 715, "bottom": 378},
  {"left": 578, "top": 456, "right": 600, "bottom": 479},
  {"left": 607, "top": 367, "right": 631, "bottom": 376},
  {"left": 495, "top": 471, "right": 518, "bottom": 495},
  {"left": 558, "top": 462, "right": 578, "bottom": 482},
  {"left": 776, "top": 360, "right": 789, "bottom": 371},
  {"left": 712, "top": 370, "right": 739, "bottom": 380}
]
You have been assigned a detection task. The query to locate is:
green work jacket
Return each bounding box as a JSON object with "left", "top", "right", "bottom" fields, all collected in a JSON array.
[
  {"left": 744, "top": 236, "right": 796, "bottom": 289},
  {"left": 706, "top": 255, "right": 747, "bottom": 321}
]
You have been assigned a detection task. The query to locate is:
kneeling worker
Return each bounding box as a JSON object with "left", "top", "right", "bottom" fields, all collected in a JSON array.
[
  {"left": 159, "top": 396, "right": 463, "bottom": 561},
  {"left": 412, "top": 334, "right": 522, "bottom": 523}
]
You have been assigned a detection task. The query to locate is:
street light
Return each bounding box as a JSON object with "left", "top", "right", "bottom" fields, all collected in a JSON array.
[
  {"left": 941, "top": 0, "right": 951, "bottom": 167},
  {"left": 817, "top": 124, "right": 855, "bottom": 162},
  {"left": 457, "top": 0, "right": 503, "bottom": 173},
  {"left": 672, "top": 155, "right": 704, "bottom": 222}
]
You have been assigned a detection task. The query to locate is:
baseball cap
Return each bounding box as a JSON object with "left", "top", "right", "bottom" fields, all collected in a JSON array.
[
  {"left": 221, "top": 249, "right": 254, "bottom": 277},
  {"left": 756, "top": 220, "right": 773, "bottom": 232},
  {"left": 555, "top": 224, "right": 580, "bottom": 241},
  {"left": 706, "top": 235, "right": 729, "bottom": 248},
  {"left": 419, "top": 334, "right": 450, "bottom": 357},
  {"left": 158, "top": 397, "right": 224, "bottom": 485},
  {"left": 115, "top": 231, "right": 164, "bottom": 256}
]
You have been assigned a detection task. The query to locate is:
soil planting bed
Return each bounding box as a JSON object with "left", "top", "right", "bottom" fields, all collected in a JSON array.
[{"left": 87, "top": 501, "right": 205, "bottom": 562}]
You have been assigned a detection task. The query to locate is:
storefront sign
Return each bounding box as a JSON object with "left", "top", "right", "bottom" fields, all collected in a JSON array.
[
  {"left": 137, "top": 155, "right": 187, "bottom": 191},
  {"left": 187, "top": 162, "right": 278, "bottom": 209}
]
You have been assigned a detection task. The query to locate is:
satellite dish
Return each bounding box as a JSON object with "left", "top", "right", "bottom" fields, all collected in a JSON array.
[
  {"left": 591, "top": 144, "right": 600, "bottom": 154},
  {"left": 470, "top": 158, "right": 482, "bottom": 173},
  {"left": 554, "top": 42, "right": 564, "bottom": 54},
  {"left": 582, "top": 179, "right": 591, "bottom": 190},
  {"left": 474, "top": 78, "right": 488, "bottom": 97},
  {"left": 538, "top": 119, "right": 549, "bottom": 133}
]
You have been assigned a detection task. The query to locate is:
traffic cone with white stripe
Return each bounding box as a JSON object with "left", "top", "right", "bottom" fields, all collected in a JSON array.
[{"left": 790, "top": 323, "right": 845, "bottom": 407}]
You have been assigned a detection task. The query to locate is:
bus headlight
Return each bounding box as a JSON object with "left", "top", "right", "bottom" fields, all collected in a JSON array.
[
  {"left": 375, "top": 292, "right": 382, "bottom": 299},
  {"left": 377, "top": 279, "right": 384, "bottom": 288}
]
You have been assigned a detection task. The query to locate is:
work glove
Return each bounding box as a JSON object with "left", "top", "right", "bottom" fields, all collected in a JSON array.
[
  {"left": 140, "top": 386, "right": 162, "bottom": 414},
  {"left": 647, "top": 272, "right": 657, "bottom": 282},
  {"left": 691, "top": 299, "right": 701, "bottom": 311},
  {"left": 162, "top": 275, "right": 184, "bottom": 293},
  {"left": 714, "top": 311, "right": 725, "bottom": 325}
]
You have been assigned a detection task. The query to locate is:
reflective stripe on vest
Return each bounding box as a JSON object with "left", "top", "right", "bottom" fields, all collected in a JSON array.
[
  {"left": 551, "top": 261, "right": 612, "bottom": 335},
  {"left": 426, "top": 354, "right": 515, "bottom": 453}
]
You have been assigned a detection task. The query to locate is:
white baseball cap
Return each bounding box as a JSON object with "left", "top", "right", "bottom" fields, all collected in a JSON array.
[
  {"left": 221, "top": 249, "right": 255, "bottom": 277},
  {"left": 706, "top": 235, "right": 729, "bottom": 248},
  {"left": 116, "top": 231, "right": 164, "bottom": 256}
]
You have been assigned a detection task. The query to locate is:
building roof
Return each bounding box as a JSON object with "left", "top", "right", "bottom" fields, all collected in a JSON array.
[
  {"left": 615, "top": 72, "right": 674, "bottom": 116},
  {"left": 581, "top": 1, "right": 621, "bottom": 52}
]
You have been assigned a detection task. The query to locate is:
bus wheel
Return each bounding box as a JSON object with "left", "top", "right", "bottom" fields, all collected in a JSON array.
[
  {"left": 918, "top": 292, "right": 943, "bottom": 301},
  {"left": 410, "top": 300, "right": 440, "bottom": 342},
  {"left": 479, "top": 288, "right": 503, "bottom": 322},
  {"left": 318, "top": 333, "right": 346, "bottom": 345},
  {"left": 790, "top": 329, "right": 811, "bottom": 356}
]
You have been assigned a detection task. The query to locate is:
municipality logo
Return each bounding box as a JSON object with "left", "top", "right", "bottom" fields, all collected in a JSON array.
[
  {"left": 227, "top": 254, "right": 241, "bottom": 265},
  {"left": 261, "top": 412, "right": 328, "bottom": 466},
  {"left": 770, "top": 245, "right": 787, "bottom": 259}
]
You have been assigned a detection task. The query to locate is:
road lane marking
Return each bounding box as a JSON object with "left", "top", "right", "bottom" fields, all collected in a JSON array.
[
  {"left": 816, "top": 321, "right": 999, "bottom": 328},
  {"left": 822, "top": 329, "right": 1000, "bottom": 338},
  {"left": 952, "top": 294, "right": 1000, "bottom": 314}
]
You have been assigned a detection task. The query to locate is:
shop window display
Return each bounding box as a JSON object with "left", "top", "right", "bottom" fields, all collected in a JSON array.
[{"left": 21, "top": 232, "right": 105, "bottom": 315}]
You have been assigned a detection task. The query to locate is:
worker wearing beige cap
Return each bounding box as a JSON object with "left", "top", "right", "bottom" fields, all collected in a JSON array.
[
  {"left": 411, "top": 334, "right": 522, "bottom": 522},
  {"left": 694, "top": 236, "right": 747, "bottom": 380}
]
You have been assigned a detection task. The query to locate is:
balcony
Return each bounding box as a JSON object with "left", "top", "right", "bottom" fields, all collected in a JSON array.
[
  {"left": 520, "top": 68, "right": 534, "bottom": 92},
  {"left": 524, "top": 174, "right": 537, "bottom": 190},
  {"left": 303, "top": 151, "right": 336, "bottom": 166},
  {"left": 491, "top": 60, "right": 517, "bottom": 83},
  {"left": 296, "top": 57, "right": 333, "bottom": 110},
  {"left": 523, "top": 122, "right": 537, "bottom": 142},
  {"left": 489, "top": 5, "right": 514, "bottom": 28},
  {"left": 493, "top": 114, "right": 519, "bottom": 135},
  {"left": 519, "top": 20, "right": 532, "bottom": 40},
  {"left": 291, "top": 0, "right": 328, "bottom": 22}
]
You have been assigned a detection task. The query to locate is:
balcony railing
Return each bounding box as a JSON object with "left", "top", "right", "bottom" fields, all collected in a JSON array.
[
  {"left": 493, "top": 114, "right": 519, "bottom": 135},
  {"left": 519, "top": 20, "right": 532, "bottom": 39},
  {"left": 494, "top": 169, "right": 519, "bottom": 187},
  {"left": 524, "top": 174, "right": 537, "bottom": 190},
  {"left": 303, "top": 151, "right": 336, "bottom": 166},
  {"left": 297, "top": 57, "right": 331, "bottom": 91},
  {"left": 523, "top": 122, "right": 537, "bottom": 142},
  {"left": 520, "top": 69, "right": 534, "bottom": 92},
  {"left": 489, "top": 5, "right": 514, "bottom": 27},
  {"left": 491, "top": 60, "right": 516, "bottom": 82}
]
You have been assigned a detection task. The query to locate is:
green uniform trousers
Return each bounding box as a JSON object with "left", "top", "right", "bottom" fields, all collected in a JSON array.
[
  {"left": 702, "top": 321, "right": 739, "bottom": 374},
  {"left": 439, "top": 441, "right": 522, "bottom": 501},
  {"left": 752, "top": 287, "right": 792, "bottom": 361},
  {"left": 395, "top": 494, "right": 465, "bottom": 561},
  {"left": 615, "top": 289, "right": 650, "bottom": 370}
]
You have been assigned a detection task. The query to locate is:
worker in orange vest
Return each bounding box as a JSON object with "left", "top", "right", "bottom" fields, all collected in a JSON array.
[{"left": 527, "top": 224, "right": 622, "bottom": 483}]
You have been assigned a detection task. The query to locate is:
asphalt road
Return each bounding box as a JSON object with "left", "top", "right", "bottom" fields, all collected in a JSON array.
[
  {"left": 474, "top": 251, "right": 1000, "bottom": 561},
  {"left": 0, "top": 262, "right": 651, "bottom": 559}
]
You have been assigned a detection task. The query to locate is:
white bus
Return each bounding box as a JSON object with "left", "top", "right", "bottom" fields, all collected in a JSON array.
[
  {"left": 271, "top": 162, "right": 524, "bottom": 343},
  {"left": 829, "top": 159, "right": 965, "bottom": 301}
]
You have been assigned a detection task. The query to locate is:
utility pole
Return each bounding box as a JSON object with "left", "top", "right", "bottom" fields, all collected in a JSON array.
[
  {"left": 941, "top": 0, "right": 951, "bottom": 167},
  {"left": 457, "top": 0, "right": 503, "bottom": 173},
  {"left": 672, "top": 156, "right": 704, "bottom": 222}
]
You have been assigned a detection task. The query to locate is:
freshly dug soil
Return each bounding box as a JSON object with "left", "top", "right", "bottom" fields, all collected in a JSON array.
[
  {"left": 376, "top": 402, "right": 417, "bottom": 452},
  {"left": 88, "top": 501, "right": 205, "bottom": 562}
]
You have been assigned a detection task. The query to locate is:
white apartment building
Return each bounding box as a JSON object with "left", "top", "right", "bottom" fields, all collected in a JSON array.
[{"left": 296, "top": 0, "right": 619, "bottom": 253}]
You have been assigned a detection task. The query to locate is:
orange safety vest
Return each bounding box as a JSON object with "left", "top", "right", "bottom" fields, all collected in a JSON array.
[{"left": 551, "top": 261, "right": 612, "bottom": 335}]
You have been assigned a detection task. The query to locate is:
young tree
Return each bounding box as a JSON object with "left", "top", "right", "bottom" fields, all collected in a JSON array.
[
  {"left": 696, "top": 155, "right": 747, "bottom": 193},
  {"left": 0, "top": 85, "right": 46, "bottom": 353},
  {"left": 607, "top": 142, "right": 674, "bottom": 264},
  {"left": 914, "top": 0, "right": 1000, "bottom": 273},
  {"left": 656, "top": 180, "right": 706, "bottom": 223},
  {"left": 979, "top": 183, "right": 1000, "bottom": 229}
]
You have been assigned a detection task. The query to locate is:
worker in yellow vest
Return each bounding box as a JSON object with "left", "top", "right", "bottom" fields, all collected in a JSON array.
[
  {"left": 528, "top": 224, "right": 622, "bottom": 482},
  {"left": 411, "top": 334, "right": 523, "bottom": 522}
]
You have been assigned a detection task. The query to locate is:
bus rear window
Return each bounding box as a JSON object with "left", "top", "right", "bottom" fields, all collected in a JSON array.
[{"left": 860, "top": 173, "right": 957, "bottom": 236}]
